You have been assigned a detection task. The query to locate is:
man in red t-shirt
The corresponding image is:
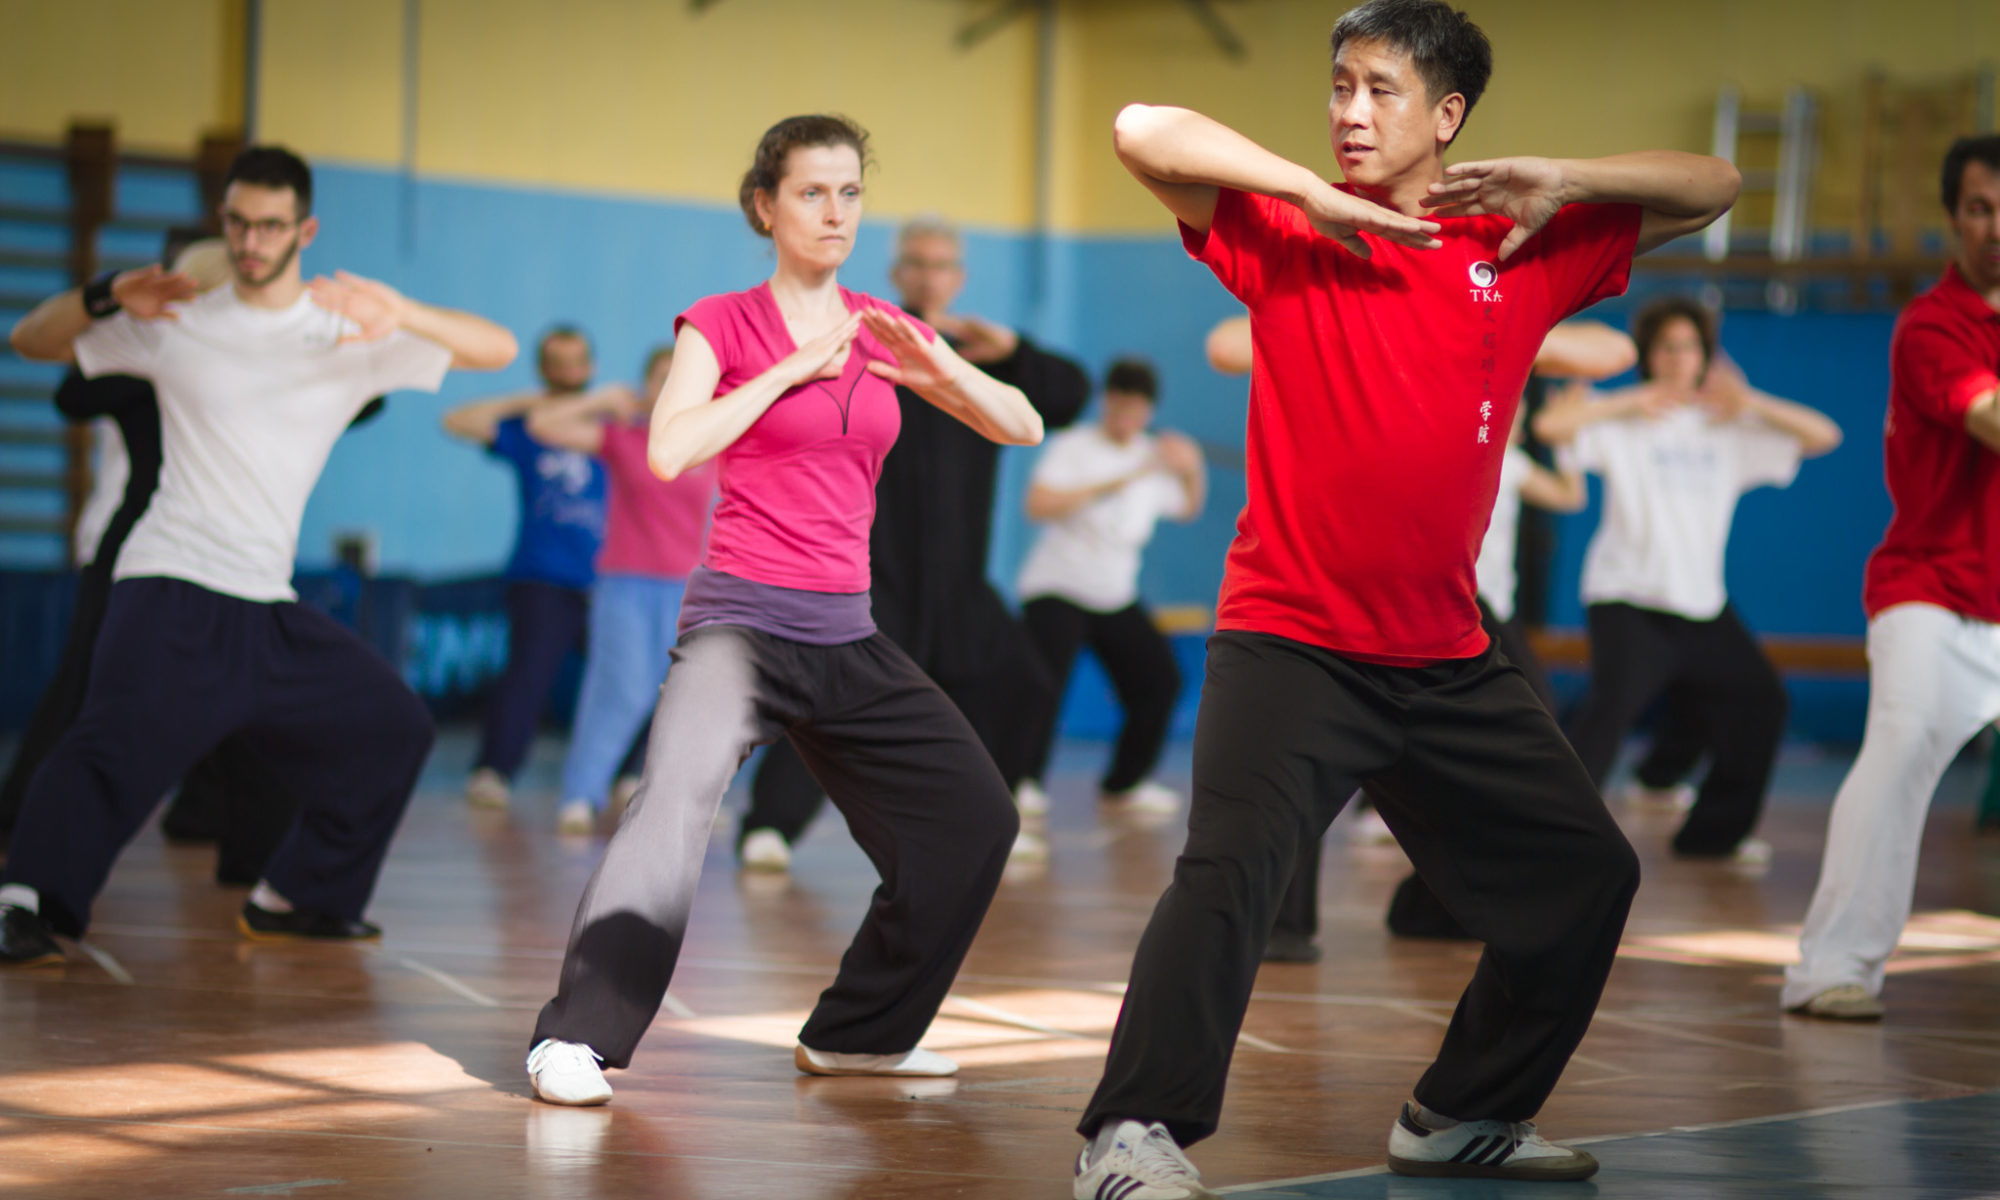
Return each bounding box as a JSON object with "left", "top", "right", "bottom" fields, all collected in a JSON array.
[
  {"left": 1067, "top": 3, "right": 1740, "bottom": 1196},
  {"left": 1783, "top": 136, "right": 2000, "bottom": 1023}
]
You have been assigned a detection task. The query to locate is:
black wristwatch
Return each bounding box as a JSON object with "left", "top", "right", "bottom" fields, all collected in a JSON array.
[{"left": 81, "top": 271, "right": 122, "bottom": 319}]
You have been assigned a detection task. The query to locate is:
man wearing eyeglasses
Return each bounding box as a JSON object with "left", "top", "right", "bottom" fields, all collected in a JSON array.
[{"left": 0, "top": 145, "right": 518, "bottom": 965}]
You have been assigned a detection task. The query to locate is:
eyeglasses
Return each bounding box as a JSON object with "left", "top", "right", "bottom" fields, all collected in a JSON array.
[
  {"left": 896, "top": 257, "right": 962, "bottom": 273},
  {"left": 220, "top": 211, "right": 298, "bottom": 240}
]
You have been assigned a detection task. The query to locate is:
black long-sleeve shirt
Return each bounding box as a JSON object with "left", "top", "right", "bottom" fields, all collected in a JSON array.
[{"left": 868, "top": 334, "right": 1090, "bottom": 673}]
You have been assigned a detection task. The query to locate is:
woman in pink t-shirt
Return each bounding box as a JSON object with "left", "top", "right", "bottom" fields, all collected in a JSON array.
[{"left": 526, "top": 114, "right": 1044, "bottom": 1107}]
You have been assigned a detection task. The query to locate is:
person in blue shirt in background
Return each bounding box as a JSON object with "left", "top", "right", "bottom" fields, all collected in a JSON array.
[{"left": 443, "top": 326, "right": 619, "bottom": 810}]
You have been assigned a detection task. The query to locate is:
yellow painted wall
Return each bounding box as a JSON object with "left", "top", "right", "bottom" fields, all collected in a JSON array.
[
  {"left": 258, "top": 0, "right": 1043, "bottom": 229},
  {"left": 6, "top": 0, "right": 1993, "bottom": 237},
  {"left": 0, "top": 0, "right": 244, "bottom": 152}
]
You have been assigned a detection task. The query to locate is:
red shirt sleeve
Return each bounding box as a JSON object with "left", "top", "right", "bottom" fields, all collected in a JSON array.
[
  {"left": 1513, "top": 202, "right": 1642, "bottom": 322},
  {"left": 1179, "top": 188, "right": 1290, "bottom": 306},
  {"left": 1894, "top": 314, "right": 2000, "bottom": 427}
]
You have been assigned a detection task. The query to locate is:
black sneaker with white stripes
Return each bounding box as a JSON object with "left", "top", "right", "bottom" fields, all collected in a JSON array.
[{"left": 1386, "top": 1102, "right": 1598, "bottom": 1180}]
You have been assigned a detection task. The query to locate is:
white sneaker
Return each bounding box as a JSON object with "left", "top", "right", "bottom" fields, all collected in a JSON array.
[
  {"left": 1732, "top": 836, "right": 1773, "bottom": 865},
  {"left": 1386, "top": 1103, "right": 1598, "bottom": 1180},
  {"left": 1101, "top": 780, "right": 1182, "bottom": 815},
  {"left": 1072, "top": 1120, "right": 1216, "bottom": 1199},
  {"left": 466, "top": 768, "right": 510, "bottom": 810},
  {"left": 1348, "top": 807, "right": 1396, "bottom": 845},
  {"left": 740, "top": 828, "right": 791, "bottom": 872},
  {"left": 527, "top": 1039, "right": 613, "bottom": 1106},
  {"left": 557, "top": 800, "right": 596, "bottom": 836},
  {"left": 1623, "top": 781, "right": 1695, "bottom": 812},
  {"left": 1787, "top": 983, "right": 1885, "bottom": 1021},
  {"left": 1010, "top": 830, "right": 1050, "bottom": 862},
  {"left": 794, "top": 1042, "right": 958, "bottom": 1077},
  {"left": 1015, "top": 778, "right": 1050, "bottom": 816}
]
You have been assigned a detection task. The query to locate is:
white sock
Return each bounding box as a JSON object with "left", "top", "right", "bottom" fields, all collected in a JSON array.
[
  {"left": 0, "top": 884, "right": 39, "bottom": 913},
  {"left": 1414, "top": 1102, "right": 1461, "bottom": 1130},
  {"left": 1090, "top": 1118, "right": 1147, "bottom": 1165},
  {"left": 248, "top": 882, "right": 293, "bottom": 913}
]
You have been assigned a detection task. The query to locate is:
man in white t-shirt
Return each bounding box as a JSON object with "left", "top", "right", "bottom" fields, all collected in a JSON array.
[
  {"left": 1535, "top": 296, "right": 1840, "bottom": 860},
  {"left": 1015, "top": 358, "right": 1206, "bottom": 815},
  {"left": 0, "top": 145, "right": 517, "bottom": 966}
]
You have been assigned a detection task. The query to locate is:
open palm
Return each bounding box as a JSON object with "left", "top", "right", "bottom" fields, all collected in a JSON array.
[
  {"left": 1422, "top": 157, "right": 1568, "bottom": 260},
  {"left": 308, "top": 270, "right": 409, "bottom": 343},
  {"left": 110, "top": 265, "right": 200, "bottom": 320},
  {"left": 861, "top": 309, "right": 955, "bottom": 392}
]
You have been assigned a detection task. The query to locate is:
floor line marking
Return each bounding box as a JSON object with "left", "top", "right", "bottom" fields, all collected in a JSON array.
[
  {"left": 1214, "top": 1092, "right": 1977, "bottom": 1194},
  {"left": 943, "top": 994, "right": 1091, "bottom": 1040},
  {"left": 70, "top": 941, "right": 134, "bottom": 986},
  {"left": 397, "top": 957, "right": 500, "bottom": 1007},
  {"left": 1236, "top": 1031, "right": 1290, "bottom": 1054},
  {"left": 659, "top": 992, "right": 696, "bottom": 1019}
]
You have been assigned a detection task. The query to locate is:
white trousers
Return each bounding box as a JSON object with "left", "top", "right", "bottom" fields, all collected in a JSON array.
[{"left": 1783, "top": 603, "right": 2000, "bottom": 1006}]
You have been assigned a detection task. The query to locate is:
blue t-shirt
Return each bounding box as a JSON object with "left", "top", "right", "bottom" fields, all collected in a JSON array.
[{"left": 488, "top": 416, "right": 606, "bottom": 589}]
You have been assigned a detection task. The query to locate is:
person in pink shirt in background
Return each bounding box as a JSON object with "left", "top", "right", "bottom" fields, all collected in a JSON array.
[
  {"left": 523, "top": 114, "right": 1045, "bottom": 1107},
  {"left": 529, "top": 345, "right": 717, "bottom": 835}
]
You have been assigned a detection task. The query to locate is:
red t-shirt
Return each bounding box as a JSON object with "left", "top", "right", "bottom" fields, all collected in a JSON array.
[
  {"left": 676, "top": 283, "right": 931, "bottom": 593},
  {"left": 596, "top": 420, "right": 714, "bottom": 580},
  {"left": 1862, "top": 265, "right": 2000, "bottom": 622},
  {"left": 1184, "top": 187, "right": 1640, "bottom": 664}
]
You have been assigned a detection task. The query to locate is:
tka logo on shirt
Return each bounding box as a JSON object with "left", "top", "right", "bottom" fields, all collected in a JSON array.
[{"left": 1468, "top": 260, "right": 1503, "bottom": 302}]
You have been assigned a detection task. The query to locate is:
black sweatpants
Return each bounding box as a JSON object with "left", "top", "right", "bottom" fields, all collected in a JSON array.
[
  {"left": 1565, "top": 602, "right": 1787, "bottom": 856},
  {"left": 1275, "top": 600, "right": 1545, "bottom": 943},
  {"left": 2, "top": 578, "right": 434, "bottom": 938},
  {"left": 533, "top": 625, "right": 1018, "bottom": 1067},
  {"left": 1082, "top": 631, "right": 1638, "bottom": 1144},
  {"left": 1019, "top": 597, "right": 1182, "bottom": 794},
  {"left": 740, "top": 584, "right": 1056, "bottom": 843},
  {"left": 474, "top": 579, "right": 589, "bottom": 779}
]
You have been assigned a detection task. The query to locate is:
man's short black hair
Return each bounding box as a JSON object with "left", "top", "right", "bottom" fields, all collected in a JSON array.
[
  {"left": 539, "top": 325, "right": 592, "bottom": 355},
  {"left": 1330, "top": 0, "right": 1492, "bottom": 144},
  {"left": 1942, "top": 135, "right": 2000, "bottom": 214},
  {"left": 224, "top": 145, "right": 313, "bottom": 216},
  {"left": 1105, "top": 357, "right": 1158, "bottom": 401}
]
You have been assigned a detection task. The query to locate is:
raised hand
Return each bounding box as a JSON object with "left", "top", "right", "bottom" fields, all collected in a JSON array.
[
  {"left": 1422, "top": 156, "right": 1569, "bottom": 260},
  {"left": 1155, "top": 430, "right": 1205, "bottom": 475},
  {"left": 1696, "top": 354, "right": 1750, "bottom": 422},
  {"left": 110, "top": 265, "right": 200, "bottom": 320},
  {"left": 930, "top": 313, "right": 1019, "bottom": 365},
  {"left": 861, "top": 308, "right": 958, "bottom": 393},
  {"left": 778, "top": 312, "right": 861, "bottom": 387},
  {"left": 308, "top": 270, "right": 412, "bottom": 343},
  {"left": 1301, "top": 183, "right": 1443, "bottom": 259}
]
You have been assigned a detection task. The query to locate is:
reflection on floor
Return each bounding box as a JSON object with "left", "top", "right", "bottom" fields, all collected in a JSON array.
[{"left": 0, "top": 732, "right": 1996, "bottom": 1199}]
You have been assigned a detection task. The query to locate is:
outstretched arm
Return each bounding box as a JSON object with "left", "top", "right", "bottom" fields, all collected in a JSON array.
[
  {"left": 525, "top": 387, "right": 641, "bottom": 455},
  {"left": 649, "top": 318, "right": 860, "bottom": 480},
  {"left": 1112, "top": 104, "right": 1442, "bottom": 255},
  {"left": 442, "top": 391, "right": 542, "bottom": 446},
  {"left": 9, "top": 267, "right": 199, "bottom": 363},
  {"left": 1424, "top": 152, "right": 1741, "bottom": 259},
  {"left": 307, "top": 270, "right": 517, "bottom": 371},
  {"left": 1206, "top": 315, "right": 1253, "bottom": 375},
  {"left": 1535, "top": 320, "right": 1637, "bottom": 380},
  {"left": 1533, "top": 382, "right": 1665, "bottom": 446},
  {"left": 1519, "top": 460, "right": 1587, "bottom": 513},
  {"left": 1704, "top": 360, "right": 1842, "bottom": 457},
  {"left": 861, "top": 310, "right": 1042, "bottom": 446}
]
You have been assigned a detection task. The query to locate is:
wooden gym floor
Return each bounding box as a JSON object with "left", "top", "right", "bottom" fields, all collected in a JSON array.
[{"left": 1, "top": 731, "right": 1997, "bottom": 1199}]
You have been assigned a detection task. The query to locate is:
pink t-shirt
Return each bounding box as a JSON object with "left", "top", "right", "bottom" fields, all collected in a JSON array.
[
  {"left": 675, "top": 283, "right": 930, "bottom": 593},
  {"left": 596, "top": 420, "right": 714, "bottom": 580}
]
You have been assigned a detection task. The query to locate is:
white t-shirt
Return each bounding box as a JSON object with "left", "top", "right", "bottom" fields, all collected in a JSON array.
[
  {"left": 1571, "top": 403, "right": 1803, "bottom": 620},
  {"left": 73, "top": 287, "right": 452, "bottom": 602},
  {"left": 72, "top": 417, "right": 129, "bottom": 568},
  {"left": 1015, "top": 426, "right": 1188, "bottom": 613},
  {"left": 1474, "top": 446, "right": 1533, "bottom": 622}
]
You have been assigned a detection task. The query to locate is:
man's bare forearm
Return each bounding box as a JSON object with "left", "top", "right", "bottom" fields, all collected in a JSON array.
[
  {"left": 8, "top": 290, "right": 90, "bottom": 363},
  {"left": 1556, "top": 151, "right": 1740, "bottom": 217},
  {"left": 401, "top": 301, "right": 518, "bottom": 371}
]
